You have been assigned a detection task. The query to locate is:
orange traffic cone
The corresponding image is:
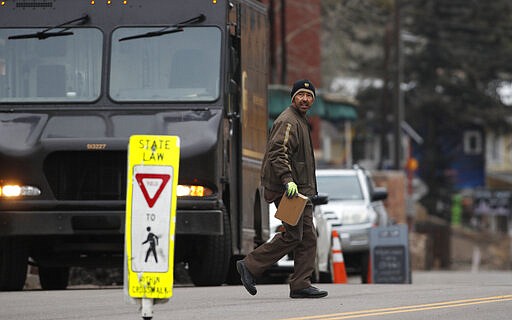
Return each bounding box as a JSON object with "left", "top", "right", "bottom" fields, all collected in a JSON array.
[{"left": 331, "top": 230, "right": 348, "bottom": 284}]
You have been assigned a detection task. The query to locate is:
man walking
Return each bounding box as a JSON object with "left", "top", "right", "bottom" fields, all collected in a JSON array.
[{"left": 237, "top": 79, "right": 328, "bottom": 299}]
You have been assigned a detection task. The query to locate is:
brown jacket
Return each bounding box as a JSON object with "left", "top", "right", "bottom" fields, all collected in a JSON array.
[{"left": 261, "top": 105, "right": 317, "bottom": 201}]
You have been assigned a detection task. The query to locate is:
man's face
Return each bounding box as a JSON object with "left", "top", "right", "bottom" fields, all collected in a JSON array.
[{"left": 292, "top": 91, "right": 314, "bottom": 114}]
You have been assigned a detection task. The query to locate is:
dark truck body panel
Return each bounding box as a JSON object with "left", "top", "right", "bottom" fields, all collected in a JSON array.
[{"left": 0, "top": 0, "right": 268, "bottom": 289}]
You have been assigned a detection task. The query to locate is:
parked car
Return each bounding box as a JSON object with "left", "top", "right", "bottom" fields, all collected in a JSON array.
[{"left": 315, "top": 166, "right": 389, "bottom": 283}]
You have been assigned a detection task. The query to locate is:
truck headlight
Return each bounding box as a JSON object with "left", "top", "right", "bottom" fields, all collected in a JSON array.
[
  {"left": 0, "top": 184, "right": 41, "bottom": 198},
  {"left": 176, "top": 184, "right": 213, "bottom": 197}
]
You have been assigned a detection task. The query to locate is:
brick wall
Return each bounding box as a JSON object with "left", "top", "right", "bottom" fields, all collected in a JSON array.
[{"left": 260, "top": 0, "right": 322, "bottom": 87}]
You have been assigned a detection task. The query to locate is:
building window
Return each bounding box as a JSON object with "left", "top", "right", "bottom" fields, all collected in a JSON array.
[
  {"left": 486, "top": 133, "right": 502, "bottom": 164},
  {"left": 464, "top": 131, "right": 482, "bottom": 155}
]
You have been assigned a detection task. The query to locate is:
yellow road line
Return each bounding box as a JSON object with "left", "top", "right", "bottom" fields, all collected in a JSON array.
[{"left": 281, "top": 295, "right": 512, "bottom": 320}]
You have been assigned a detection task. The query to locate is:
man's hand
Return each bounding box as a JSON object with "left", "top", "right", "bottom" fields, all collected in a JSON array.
[{"left": 286, "top": 182, "right": 298, "bottom": 198}]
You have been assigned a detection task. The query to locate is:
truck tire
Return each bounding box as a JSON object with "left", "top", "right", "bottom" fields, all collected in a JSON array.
[
  {"left": 0, "top": 238, "right": 29, "bottom": 291},
  {"left": 188, "top": 209, "right": 231, "bottom": 286},
  {"left": 39, "top": 266, "right": 69, "bottom": 290}
]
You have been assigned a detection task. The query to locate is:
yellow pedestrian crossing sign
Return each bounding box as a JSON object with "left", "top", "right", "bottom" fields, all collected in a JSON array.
[{"left": 125, "top": 135, "right": 180, "bottom": 299}]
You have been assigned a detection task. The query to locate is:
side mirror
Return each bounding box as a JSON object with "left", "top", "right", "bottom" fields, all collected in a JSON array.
[
  {"left": 371, "top": 187, "right": 388, "bottom": 201},
  {"left": 311, "top": 193, "right": 328, "bottom": 206}
]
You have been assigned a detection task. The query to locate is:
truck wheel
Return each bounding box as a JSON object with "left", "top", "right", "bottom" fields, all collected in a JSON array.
[
  {"left": 188, "top": 210, "right": 231, "bottom": 286},
  {"left": 0, "top": 238, "right": 29, "bottom": 291},
  {"left": 39, "top": 266, "right": 69, "bottom": 290}
]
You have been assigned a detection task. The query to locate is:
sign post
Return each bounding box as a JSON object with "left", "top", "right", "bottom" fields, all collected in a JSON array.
[{"left": 124, "top": 135, "right": 180, "bottom": 320}]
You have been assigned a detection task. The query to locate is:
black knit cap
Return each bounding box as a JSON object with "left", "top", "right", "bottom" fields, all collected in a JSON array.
[{"left": 290, "top": 79, "right": 316, "bottom": 101}]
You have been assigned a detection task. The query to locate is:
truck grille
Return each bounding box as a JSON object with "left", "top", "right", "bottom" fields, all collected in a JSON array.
[{"left": 44, "top": 151, "right": 127, "bottom": 200}]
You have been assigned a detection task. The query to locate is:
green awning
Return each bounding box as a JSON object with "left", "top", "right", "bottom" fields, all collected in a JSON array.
[
  {"left": 323, "top": 99, "right": 358, "bottom": 121},
  {"left": 268, "top": 88, "right": 291, "bottom": 117},
  {"left": 268, "top": 87, "right": 357, "bottom": 121}
]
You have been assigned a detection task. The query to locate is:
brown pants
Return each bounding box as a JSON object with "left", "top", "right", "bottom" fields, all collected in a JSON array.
[{"left": 243, "top": 201, "right": 316, "bottom": 291}]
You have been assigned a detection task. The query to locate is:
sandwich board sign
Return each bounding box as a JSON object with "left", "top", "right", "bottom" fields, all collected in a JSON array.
[
  {"left": 125, "top": 135, "right": 180, "bottom": 300},
  {"left": 369, "top": 224, "right": 411, "bottom": 284}
]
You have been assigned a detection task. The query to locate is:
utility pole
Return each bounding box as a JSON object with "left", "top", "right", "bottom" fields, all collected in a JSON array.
[
  {"left": 380, "top": 21, "right": 392, "bottom": 169},
  {"left": 280, "top": 0, "right": 287, "bottom": 84},
  {"left": 269, "top": 0, "right": 276, "bottom": 83},
  {"left": 393, "top": 0, "right": 404, "bottom": 170}
]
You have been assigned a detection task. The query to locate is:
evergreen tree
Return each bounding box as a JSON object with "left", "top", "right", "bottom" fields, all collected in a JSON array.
[{"left": 323, "top": 0, "right": 512, "bottom": 216}]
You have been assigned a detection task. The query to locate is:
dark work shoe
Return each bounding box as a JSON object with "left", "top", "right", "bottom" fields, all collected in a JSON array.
[
  {"left": 290, "top": 286, "right": 328, "bottom": 299},
  {"left": 236, "top": 260, "right": 257, "bottom": 296}
]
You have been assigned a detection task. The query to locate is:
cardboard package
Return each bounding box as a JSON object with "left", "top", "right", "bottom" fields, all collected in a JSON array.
[{"left": 274, "top": 193, "right": 308, "bottom": 226}]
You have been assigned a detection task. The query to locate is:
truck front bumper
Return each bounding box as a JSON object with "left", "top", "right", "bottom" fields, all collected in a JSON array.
[{"left": 0, "top": 199, "right": 223, "bottom": 236}]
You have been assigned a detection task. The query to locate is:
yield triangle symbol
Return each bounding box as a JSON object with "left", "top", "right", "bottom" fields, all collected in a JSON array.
[{"left": 135, "top": 173, "right": 171, "bottom": 208}]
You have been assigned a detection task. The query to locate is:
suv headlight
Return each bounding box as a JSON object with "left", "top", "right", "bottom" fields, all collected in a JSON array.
[{"left": 341, "top": 210, "right": 369, "bottom": 224}]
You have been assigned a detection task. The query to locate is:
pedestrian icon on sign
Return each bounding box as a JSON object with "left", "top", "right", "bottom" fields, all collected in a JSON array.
[{"left": 142, "top": 226, "right": 159, "bottom": 263}]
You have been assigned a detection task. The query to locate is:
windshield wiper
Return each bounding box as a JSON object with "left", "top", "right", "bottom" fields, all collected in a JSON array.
[
  {"left": 8, "top": 14, "right": 89, "bottom": 40},
  {"left": 119, "top": 14, "right": 205, "bottom": 42}
]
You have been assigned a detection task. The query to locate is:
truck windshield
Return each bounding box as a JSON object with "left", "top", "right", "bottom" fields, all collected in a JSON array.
[
  {"left": 110, "top": 27, "right": 221, "bottom": 102},
  {"left": 0, "top": 28, "right": 102, "bottom": 103}
]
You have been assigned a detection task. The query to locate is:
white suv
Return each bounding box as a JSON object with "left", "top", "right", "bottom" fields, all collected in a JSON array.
[{"left": 315, "top": 166, "right": 388, "bottom": 283}]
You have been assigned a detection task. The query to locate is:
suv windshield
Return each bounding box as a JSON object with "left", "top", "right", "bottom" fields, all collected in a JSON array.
[
  {"left": 317, "top": 175, "right": 364, "bottom": 200},
  {"left": 0, "top": 28, "right": 102, "bottom": 103},
  {"left": 110, "top": 27, "right": 221, "bottom": 102}
]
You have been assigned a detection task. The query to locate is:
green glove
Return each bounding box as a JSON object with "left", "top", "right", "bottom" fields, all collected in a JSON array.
[{"left": 286, "top": 181, "right": 298, "bottom": 198}]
